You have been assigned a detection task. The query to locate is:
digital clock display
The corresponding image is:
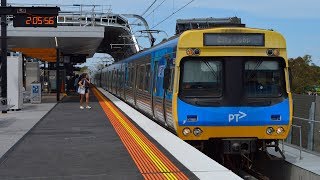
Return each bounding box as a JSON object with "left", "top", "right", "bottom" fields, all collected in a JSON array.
[
  {"left": 204, "top": 33, "right": 265, "bottom": 46},
  {"left": 13, "top": 15, "right": 57, "bottom": 27}
]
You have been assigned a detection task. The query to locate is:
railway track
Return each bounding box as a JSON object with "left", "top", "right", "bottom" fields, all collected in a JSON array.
[{"left": 206, "top": 151, "right": 273, "bottom": 180}]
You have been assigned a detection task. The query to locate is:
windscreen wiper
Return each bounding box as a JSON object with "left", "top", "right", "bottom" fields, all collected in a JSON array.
[
  {"left": 202, "top": 60, "right": 218, "bottom": 80},
  {"left": 248, "top": 60, "right": 263, "bottom": 80}
]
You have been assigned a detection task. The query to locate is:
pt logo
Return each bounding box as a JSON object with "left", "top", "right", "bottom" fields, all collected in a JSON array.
[{"left": 229, "top": 111, "right": 247, "bottom": 122}]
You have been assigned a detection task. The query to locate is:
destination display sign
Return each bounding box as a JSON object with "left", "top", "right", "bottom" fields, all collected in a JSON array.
[
  {"left": 204, "top": 33, "right": 265, "bottom": 46},
  {"left": 13, "top": 15, "right": 57, "bottom": 27}
]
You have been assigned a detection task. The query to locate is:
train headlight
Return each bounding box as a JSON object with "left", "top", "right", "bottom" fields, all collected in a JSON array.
[
  {"left": 193, "top": 128, "right": 203, "bottom": 136},
  {"left": 276, "top": 127, "right": 285, "bottom": 134},
  {"left": 273, "top": 49, "right": 280, "bottom": 56},
  {"left": 186, "top": 48, "right": 194, "bottom": 56},
  {"left": 266, "top": 49, "right": 280, "bottom": 56},
  {"left": 266, "top": 127, "right": 275, "bottom": 135},
  {"left": 186, "top": 48, "right": 201, "bottom": 56},
  {"left": 182, "top": 128, "right": 191, "bottom": 136}
]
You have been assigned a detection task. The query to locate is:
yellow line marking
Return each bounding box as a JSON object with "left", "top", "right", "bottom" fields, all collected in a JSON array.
[{"left": 94, "top": 89, "right": 177, "bottom": 180}]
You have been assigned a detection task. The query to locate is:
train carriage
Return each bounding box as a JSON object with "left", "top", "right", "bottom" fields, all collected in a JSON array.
[{"left": 96, "top": 26, "right": 292, "bottom": 160}]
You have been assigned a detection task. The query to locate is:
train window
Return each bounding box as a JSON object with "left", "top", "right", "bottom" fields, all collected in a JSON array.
[
  {"left": 145, "top": 64, "right": 151, "bottom": 92},
  {"left": 168, "top": 67, "right": 174, "bottom": 92},
  {"left": 153, "top": 62, "right": 159, "bottom": 93},
  {"left": 125, "top": 66, "right": 129, "bottom": 86},
  {"left": 138, "top": 65, "right": 145, "bottom": 90},
  {"left": 244, "top": 61, "right": 283, "bottom": 97},
  {"left": 118, "top": 71, "right": 122, "bottom": 88},
  {"left": 181, "top": 59, "right": 223, "bottom": 97},
  {"left": 108, "top": 71, "right": 111, "bottom": 88},
  {"left": 127, "top": 65, "right": 132, "bottom": 88},
  {"left": 130, "top": 66, "right": 134, "bottom": 88},
  {"left": 114, "top": 69, "right": 119, "bottom": 88}
]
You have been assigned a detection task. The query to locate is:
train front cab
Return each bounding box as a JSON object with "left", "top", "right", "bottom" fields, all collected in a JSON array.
[{"left": 172, "top": 28, "right": 293, "bottom": 155}]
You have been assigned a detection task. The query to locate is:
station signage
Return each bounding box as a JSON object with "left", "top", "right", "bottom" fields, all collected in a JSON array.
[
  {"left": 0, "top": 6, "right": 60, "bottom": 27},
  {"left": 13, "top": 15, "right": 57, "bottom": 27},
  {"left": 204, "top": 33, "right": 265, "bottom": 46}
]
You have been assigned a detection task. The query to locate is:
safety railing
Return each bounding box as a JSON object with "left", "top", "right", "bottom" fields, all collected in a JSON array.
[
  {"left": 5, "top": 3, "right": 130, "bottom": 29},
  {"left": 284, "top": 114, "right": 320, "bottom": 159},
  {"left": 287, "top": 124, "right": 303, "bottom": 160}
]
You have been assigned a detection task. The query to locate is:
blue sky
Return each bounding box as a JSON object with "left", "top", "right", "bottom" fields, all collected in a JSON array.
[{"left": 8, "top": 0, "right": 320, "bottom": 65}]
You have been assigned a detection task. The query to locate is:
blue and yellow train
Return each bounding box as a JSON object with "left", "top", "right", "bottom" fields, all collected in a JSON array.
[{"left": 94, "top": 26, "right": 292, "bottom": 159}]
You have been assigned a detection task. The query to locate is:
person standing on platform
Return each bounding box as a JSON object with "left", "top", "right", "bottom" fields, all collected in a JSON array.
[{"left": 78, "top": 73, "right": 91, "bottom": 109}]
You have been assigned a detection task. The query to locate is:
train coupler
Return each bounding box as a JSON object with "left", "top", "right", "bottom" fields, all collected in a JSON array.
[
  {"left": 262, "top": 140, "right": 286, "bottom": 160},
  {"left": 223, "top": 138, "right": 257, "bottom": 155}
]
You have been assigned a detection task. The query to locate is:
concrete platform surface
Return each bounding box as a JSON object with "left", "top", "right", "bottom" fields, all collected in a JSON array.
[
  {"left": 0, "top": 103, "right": 56, "bottom": 159},
  {"left": 0, "top": 93, "right": 198, "bottom": 179},
  {"left": 98, "top": 88, "right": 242, "bottom": 180}
]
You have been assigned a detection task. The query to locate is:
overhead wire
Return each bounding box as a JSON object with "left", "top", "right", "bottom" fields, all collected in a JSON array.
[
  {"left": 144, "top": 0, "right": 167, "bottom": 19},
  {"left": 151, "top": 0, "right": 195, "bottom": 29},
  {"left": 140, "top": 0, "right": 158, "bottom": 17},
  {"left": 131, "top": 0, "right": 157, "bottom": 25}
]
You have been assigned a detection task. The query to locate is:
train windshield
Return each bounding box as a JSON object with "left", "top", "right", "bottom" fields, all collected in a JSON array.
[
  {"left": 181, "top": 59, "right": 222, "bottom": 97},
  {"left": 244, "top": 60, "right": 283, "bottom": 97}
]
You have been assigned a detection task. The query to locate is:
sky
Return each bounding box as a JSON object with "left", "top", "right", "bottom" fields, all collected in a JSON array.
[{"left": 7, "top": 0, "right": 320, "bottom": 67}]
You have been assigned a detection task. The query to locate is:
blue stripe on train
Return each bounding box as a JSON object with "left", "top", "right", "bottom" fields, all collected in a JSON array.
[{"left": 177, "top": 98, "right": 290, "bottom": 126}]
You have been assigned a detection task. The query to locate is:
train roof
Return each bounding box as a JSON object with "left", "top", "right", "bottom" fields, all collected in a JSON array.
[
  {"left": 107, "top": 36, "right": 179, "bottom": 66},
  {"left": 102, "top": 26, "right": 284, "bottom": 71}
]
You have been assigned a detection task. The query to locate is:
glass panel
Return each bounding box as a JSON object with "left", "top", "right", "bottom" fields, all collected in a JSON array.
[
  {"left": 244, "top": 61, "right": 282, "bottom": 97},
  {"left": 145, "top": 64, "right": 151, "bottom": 92},
  {"left": 153, "top": 62, "right": 158, "bottom": 93},
  {"left": 168, "top": 68, "right": 174, "bottom": 92},
  {"left": 138, "top": 65, "right": 145, "bottom": 90},
  {"left": 181, "top": 59, "right": 222, "bottom": 97}
]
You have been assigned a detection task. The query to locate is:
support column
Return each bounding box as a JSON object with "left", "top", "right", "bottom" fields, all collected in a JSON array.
[
  {"left": 56, "top": 48, "right": 60, "bottom": 102},
  {"left": 1, "top": 0, "right": 7, "bottom": 113}
]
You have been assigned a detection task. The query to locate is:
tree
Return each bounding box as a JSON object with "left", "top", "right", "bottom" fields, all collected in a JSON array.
[
  {"left": 289, "top": 55, "right": 320, "bottom": 94},
  {"left": 80, "top": 66, "right": 89, "bottom": 73}
]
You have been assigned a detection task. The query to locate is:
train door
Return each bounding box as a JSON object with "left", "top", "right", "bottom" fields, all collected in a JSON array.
[
  {"left": 123, "top": 64, "right": 128, "bottom": 101},
  {"left": 110, "top": 70, "right": 114, "bottom": 92},
  {"left": 164, "top": 66, "right": 175, "bottom": 129},
  {"left": 152, "top": 59, "right": 167, "bottom": 124},
  {"left": 151, "top": 61, "right": 158, "bottom": 118},
  {"left": 133, "top": 63, "right": 138, "bottom": 106},
  {"left": 115, "top": 69, "right": 119, "bottom": 95},
  {"left": 118, "top": 65, "right": 123, "bottom": 98},
  {"left": 126, "top": 63, "right": 135, "bottom": 105}
]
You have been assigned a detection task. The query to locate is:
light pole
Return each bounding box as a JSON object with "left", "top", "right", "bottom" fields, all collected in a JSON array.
[{"left": 55, "top": 37, "right": 60, "bottom": 102}]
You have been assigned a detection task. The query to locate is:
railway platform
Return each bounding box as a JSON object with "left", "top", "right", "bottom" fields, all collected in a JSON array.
[{"left": 0, "top": 87, "right": 241, "bottom": 180}]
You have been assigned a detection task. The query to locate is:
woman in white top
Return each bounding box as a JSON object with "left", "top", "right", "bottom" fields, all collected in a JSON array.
[{"left": 78, "top": 73, "right": 91, "bottom": 109}]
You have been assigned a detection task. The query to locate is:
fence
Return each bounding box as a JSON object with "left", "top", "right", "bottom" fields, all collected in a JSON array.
[{"left": 286, "top": 94, "right": 320, "bottom": 154}]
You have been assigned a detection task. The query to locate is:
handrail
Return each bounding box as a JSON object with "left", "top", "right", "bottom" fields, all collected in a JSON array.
[
  {"left": 293, "top": 116, "right": 320, "bottom": 123},
  {"left": 291, "top": 124, "right": 303, "bottom": 160}
]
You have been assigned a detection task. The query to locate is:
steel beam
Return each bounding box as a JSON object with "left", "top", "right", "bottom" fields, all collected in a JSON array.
[{"left": 0, "top": 7, "right": 59, "bottom": 15}]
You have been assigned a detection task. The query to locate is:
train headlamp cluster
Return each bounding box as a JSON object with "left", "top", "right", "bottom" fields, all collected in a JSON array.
[
  {"left": 182, "top": 127, "right": 203, "bottom": 136},
  {"left": 266, "top": 49, "right": 280, "bottom": 56},
  {"left": 182, "top": 128, "right": 191, "bottom": 136},
  {"left": 266, "top": 127, "right": 274, "bottom": 135},
  {"left": 276, "top": 127, "right": 285, "bottom": 134},
  {"left": 193, "top": 128, "right": 203, "bottom": 136},
  {"left": 266, "top": 127, "right": 285, "bottom": 135},
  {"left": 186, "top": 48, "right": 201, "bottom": 56}
]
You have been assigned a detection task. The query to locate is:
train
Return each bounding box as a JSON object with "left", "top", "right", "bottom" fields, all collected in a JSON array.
[{"left": 93, "top": 26, "right": 292, "bottom": 164}]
